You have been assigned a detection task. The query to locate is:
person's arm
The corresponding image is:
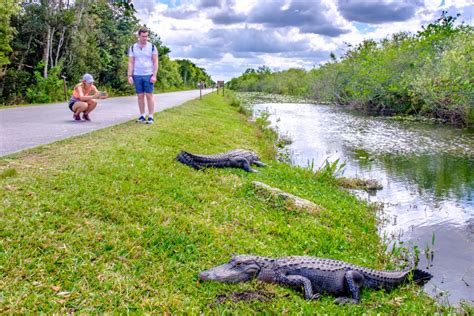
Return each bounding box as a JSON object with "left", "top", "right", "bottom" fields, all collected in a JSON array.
[
  {"left": 92, "top": 85, "right": 108, "bottom": 99},
  {"left": 91, "top": 85, "right": 102, "bottom": 99},
  {"left": 77, "top": 85, "right": 99, "bottom": 101},
  {"left": 128, "top": 55, "right": 135, "bottom": 85},
  {"left": 91, "top": 85, "right": 99, "bottom": 94},
  {"left": 151, "top": 53, "right": 158, "bottom": 83}
]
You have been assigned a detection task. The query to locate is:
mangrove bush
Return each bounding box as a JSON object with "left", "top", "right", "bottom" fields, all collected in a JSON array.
[{"left": 228, "top": 13, "right": 474, "bottom": 126}]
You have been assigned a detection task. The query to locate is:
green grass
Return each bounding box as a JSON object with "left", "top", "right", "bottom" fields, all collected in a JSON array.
[{"left": 0, "top": 93, "right": 463, "bottom": 313}]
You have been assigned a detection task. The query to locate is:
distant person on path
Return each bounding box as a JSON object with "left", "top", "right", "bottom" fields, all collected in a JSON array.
[
  {"left": 128, "top": 26, "right": 159, "bottom": 124},
  {"left": 68, "top": 74, "right": 107, "bottom": 121}
]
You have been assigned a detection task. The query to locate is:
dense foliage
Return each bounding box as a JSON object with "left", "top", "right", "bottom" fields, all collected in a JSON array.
[
  {"left": 0, "top": 0, "right": 212, "bottom": 105},
  {"left": 228, "top": 13, "right": 473, "bottom": 126}
]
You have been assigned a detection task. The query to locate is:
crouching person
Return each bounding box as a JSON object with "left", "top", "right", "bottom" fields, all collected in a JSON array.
[{"left": 68, "top": 73, "right": 107, "bottom": 121}]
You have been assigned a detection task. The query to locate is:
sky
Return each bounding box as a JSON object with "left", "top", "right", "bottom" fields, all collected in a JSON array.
[{"left": 131, "top": 0, "right": 473, "bottom": 82}]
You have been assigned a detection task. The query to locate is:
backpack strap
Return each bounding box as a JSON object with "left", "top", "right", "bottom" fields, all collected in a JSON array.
[{"left": 130, "top": 43, "right": 155, "bottom": 54}]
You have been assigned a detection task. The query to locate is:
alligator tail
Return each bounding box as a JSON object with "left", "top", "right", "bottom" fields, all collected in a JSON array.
[
  {"left": 176, "top": 151, "right": 202, "bottom": 170},
  {"left": 412, "top": 269, "right": 433, "bottom": 284}
]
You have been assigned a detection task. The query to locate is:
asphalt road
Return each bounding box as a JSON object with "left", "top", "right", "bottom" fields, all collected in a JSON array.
[{"left": 0, "top": 89, "right": 212, "bottom": 157}]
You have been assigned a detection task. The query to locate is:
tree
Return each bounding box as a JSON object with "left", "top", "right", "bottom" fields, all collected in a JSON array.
[
  {"left": 1, "top": 0, "right": 214, "bottom": 105},
  {"left": 175, "top": 59, "right": 212, "bottom": 88},
  {"left": 0, "top": 0, "right": 19, "bottom": 79}
]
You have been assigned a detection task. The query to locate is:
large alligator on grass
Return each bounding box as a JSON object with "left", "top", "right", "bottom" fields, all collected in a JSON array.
[
  {"left": 176, "top": 149, "right": 266, "bottom": 172},
  {"left": 199, "top": 255, "right": 432, "bottom": 304}
]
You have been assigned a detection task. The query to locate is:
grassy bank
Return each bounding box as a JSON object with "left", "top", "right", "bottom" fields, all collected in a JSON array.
[{"left": 0, "top": 93, "right": 454, "bottom": 313}]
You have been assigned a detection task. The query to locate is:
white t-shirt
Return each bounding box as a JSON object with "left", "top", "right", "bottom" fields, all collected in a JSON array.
[{"left": 129, "top": 42, "right": 158, "bottom": 76}]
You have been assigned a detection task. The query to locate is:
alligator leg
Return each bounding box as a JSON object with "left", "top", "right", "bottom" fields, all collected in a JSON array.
[
  {"left": 279, "top": 274, "right": 321, "bottom": 300},
  {"left": 334, "top": 270, "right": 364, "bottom": 304},
  {"left": 253, "top": 160, "right": 266, "bottom": 167},
  {"left": 232, "top": 158, "right": 257, "bottom": 172}
]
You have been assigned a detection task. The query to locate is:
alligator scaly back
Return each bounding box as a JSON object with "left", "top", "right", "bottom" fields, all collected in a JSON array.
[
  {"left": 176, "top": 149, "right": 266, "bottom": 172},
  {"left": 199, "top": 255, "right": 433, "bottom": 304}
]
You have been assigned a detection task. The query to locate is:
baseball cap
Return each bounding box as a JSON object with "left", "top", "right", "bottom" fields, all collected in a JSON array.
[{"left": 82, "top": 73, "right": 94, "bottom": 84}]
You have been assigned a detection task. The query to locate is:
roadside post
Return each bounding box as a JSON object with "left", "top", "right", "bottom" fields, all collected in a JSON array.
[
  {"left": 61, "top": 75, "right": 68, "bottom": 101},
  {"left": 199, "top": 82, "right": 203, "bottom": 99},
  {"left": 217, "top": 80, "right": 224, "bottom": 96}
]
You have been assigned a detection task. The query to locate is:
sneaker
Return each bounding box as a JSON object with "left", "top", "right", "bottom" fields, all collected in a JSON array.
[
  {"left": 73, "top": 113, "right": 81, "bottom": 121},
  {"left": 83, "top": 113, "right": 91, "bottom": 121},
  {"left": 146, "top": 116, "right": 154, "bottom": 124},
  {"left": 136, "top": 115, "right": 146, "bottom": 123}
]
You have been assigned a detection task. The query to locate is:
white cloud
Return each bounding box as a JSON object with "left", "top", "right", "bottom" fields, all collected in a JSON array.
[{"left": 132, "top": 0, "right": 474, "bottom": 81}]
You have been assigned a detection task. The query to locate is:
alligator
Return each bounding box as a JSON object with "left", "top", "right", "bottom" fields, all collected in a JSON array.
[
  {"left": 176, "top": 149, "right": 266, "bottom": 172},
  {"left": 199, "top": 255, "right": 432, "bottom": 304}
]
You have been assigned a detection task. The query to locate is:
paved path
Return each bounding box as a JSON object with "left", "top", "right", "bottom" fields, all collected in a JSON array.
[{"left": 0, "top": 89, "right": 212, "bottom": 157}]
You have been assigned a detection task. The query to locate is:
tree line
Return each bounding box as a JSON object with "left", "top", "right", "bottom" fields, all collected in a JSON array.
[
  {"left": 228, "top": 13, "right": 473, "bottom": 127},
  {"left": 0, "top": 0, "right": 213, "bottom": 105}
]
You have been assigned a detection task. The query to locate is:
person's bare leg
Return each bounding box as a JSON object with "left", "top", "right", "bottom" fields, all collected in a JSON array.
[
  {"left": 145, "top": 93, "right": 155, "bottom": 116},
  {"left": 72, "top": 102, "right": 88, "bottom": 115},
  {"left": 84, "top": 99, "right": 97, "bottom": 114},
  {"left": 137, "top": 93, "right": 145, "bottom": 116}
]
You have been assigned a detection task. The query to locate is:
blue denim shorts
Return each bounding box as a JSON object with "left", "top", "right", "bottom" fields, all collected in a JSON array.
[
  {"left": 68, "top": 98, "right": 80, "bottom": 112},
  {"left": 133, "top": 75, "right": 154, "bottom": 94}
]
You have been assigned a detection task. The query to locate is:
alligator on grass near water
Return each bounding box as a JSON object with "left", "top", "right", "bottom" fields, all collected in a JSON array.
[
  {"left": 176, "top": 149, "right": 266, "bottom": 172},
  {"left": 199, "top": 255, "right": 432, "bottom": 304}
]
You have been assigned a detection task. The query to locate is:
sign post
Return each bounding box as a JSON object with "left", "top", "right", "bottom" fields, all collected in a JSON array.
[
  {"left": 198, "top": 82, "right": 204, "bottom": 99},
  {"left": 61, "top": 75, "right": 68, "bottom": 101},
  {"left": 217, "top": 81, "right": 224, "bottom": 96}
]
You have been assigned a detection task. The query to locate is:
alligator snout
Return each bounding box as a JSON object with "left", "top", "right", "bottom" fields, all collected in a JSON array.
[{"left": 199, "top": 271, "right": 210, "bottom": 281}]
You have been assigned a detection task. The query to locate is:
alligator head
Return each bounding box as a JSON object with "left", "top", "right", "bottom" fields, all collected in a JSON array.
[{"left": 199, "top": 255, "right": 262, "bottom": 283}]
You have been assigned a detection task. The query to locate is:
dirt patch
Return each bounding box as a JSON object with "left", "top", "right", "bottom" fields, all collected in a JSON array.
[{"left": 213, "top": 290, "right": 274, "bottom": 306}]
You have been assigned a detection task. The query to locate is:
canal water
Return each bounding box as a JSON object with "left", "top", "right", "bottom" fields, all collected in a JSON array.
[{"left": 253, "top": 102, "right": 474, "bottom": 306}]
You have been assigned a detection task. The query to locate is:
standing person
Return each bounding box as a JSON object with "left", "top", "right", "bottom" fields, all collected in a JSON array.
[
  {"left": 68, "top": 74, "right": 107, "bottom": 121},
  {"left": 128, "top": 26, "right": 159, "bottom": 124}
]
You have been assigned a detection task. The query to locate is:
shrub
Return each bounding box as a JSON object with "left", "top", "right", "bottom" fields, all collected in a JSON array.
[{"left": 26, "top": 62, "right": 65, "bottom": 104}]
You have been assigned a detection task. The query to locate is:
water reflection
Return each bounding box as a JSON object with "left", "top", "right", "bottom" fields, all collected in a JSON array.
[
  {"left": 254, "top": 102, "right": 474, "bottom": 305},
  {"left": 379, "top": 154, "right": 473, "bottom": 203}
]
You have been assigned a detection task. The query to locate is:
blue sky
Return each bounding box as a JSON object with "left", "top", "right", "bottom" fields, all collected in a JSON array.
[
  {"left": 353, "top": 22, "right": 376, "bottom": 34},
  {"left": 153, "top": 0, "right": 182, "bottom": 7},
  {"left": 132, "top": 0, "right": 473, "bottom": 81}
]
